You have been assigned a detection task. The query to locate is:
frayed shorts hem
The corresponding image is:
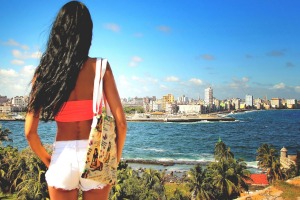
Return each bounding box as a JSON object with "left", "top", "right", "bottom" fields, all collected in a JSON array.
[{"left": 45, "top": 140, "right": 107, "bottom": 191}]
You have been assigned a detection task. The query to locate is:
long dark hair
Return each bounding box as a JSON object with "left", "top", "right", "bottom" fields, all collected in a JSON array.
[{"left": 27, "top": 1, "right": 93, "bottom": 121}]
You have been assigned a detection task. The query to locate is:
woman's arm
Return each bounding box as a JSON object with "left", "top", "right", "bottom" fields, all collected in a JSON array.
[
  {"left": 103, "top": 62, "right": 127, "bottom": 163},
  {"left": 24, "top": 111, "right": 51, "bottom": 167}
]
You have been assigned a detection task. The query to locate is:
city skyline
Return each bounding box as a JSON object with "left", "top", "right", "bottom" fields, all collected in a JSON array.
[{"left": 1, "top": 1, "right": 300, "bottom": 100}]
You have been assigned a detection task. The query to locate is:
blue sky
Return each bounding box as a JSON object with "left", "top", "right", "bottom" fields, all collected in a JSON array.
[{"left": 0, "top": 0, "right": 299, "bottom": 100}]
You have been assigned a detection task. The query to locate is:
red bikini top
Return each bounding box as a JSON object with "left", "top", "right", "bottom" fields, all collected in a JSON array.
[{"left": 54, "top": 100, "right": 93, "bottom": 122}]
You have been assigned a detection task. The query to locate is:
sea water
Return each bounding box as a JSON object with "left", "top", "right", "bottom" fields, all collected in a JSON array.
[{"left": 1, "top": 109, "right": 300, "bottom": 172}]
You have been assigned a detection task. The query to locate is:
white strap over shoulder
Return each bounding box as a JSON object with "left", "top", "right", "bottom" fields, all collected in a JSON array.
[{"left": 93, "top": 58, "right": 108, "bottom": 114}]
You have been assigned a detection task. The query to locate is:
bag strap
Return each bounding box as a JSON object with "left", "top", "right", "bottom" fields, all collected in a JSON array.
[{"left": 93, "top": 58, "right": 110, "bottom": 115}]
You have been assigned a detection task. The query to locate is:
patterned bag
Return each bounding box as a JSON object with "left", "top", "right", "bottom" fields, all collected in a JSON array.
[{"left": 81, "top": 58, "right": 118, "bottom": 185}]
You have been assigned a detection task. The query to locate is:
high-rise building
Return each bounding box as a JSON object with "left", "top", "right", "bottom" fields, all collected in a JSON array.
[
  {"left": 245, "top": 94, "right": 253, "bottom": 107},
  {"left": 204, "top": 87, "right": 213, "bottom": 105}
]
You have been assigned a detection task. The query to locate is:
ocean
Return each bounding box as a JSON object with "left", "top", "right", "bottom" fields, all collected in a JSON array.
[{"left": 1, "top": 109, "right": 300, "bottom": 173}]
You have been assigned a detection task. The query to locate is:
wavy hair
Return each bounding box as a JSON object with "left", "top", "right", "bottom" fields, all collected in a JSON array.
[{"left": 27, "top": 1, "right": 93, "bottom": 121}]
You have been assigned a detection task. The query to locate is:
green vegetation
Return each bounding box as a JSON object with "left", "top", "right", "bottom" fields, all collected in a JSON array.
[
  {"left": 273, "top": 180, "right": 300, "bottom": 200},
  {"left": 164, "top": 183, "right": 189, "bottom": 200},
  {"left": 0, "top": 124, "right": 13, "bottom": 145},
  {"left": 0, "top": 145, "right": 50, "bottom": 200},
  {"left": 123, "top": 106, "right": 144, "bottom": 114}
]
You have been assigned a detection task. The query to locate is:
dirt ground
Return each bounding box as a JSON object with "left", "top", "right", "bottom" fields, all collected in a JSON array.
[{"left": 238, "top": 176, "right": 300, "bottom": 200}]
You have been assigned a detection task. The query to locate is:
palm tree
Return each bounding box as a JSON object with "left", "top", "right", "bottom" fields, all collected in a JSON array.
[
  {"left": 187, "top": 164, "right": 213, "bottom": 200},
  {"left": 214, "top": 138, "right": 234, "bottom": 162},
  {"left": 142, "top": 168, "right": 166, "bottom": 199},
  {"left": 230, "top": 158, "right": 251, "bottom": 194},
  {"left": 256, "top": 143, "right": 284, "bottom": 183},
  {"left": 208, "top": 140, "right": 251, "bottom": 199},
  {"left": 0, "top": 125, "right": 12, "bottom": 145},
  {"left": 208, "top": 160, "right": 238, "bottom": 200}
]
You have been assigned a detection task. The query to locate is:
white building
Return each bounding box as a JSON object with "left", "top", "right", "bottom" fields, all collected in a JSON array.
[
  {"left": 286, "top": 99, "right": 297, "bottom": 109},
  {"left": 0, "top": 103, "right": 12, "bottom": 113},
  {"left": 245, "top": 94, "right": 253, "bottom": 107},
  {"left": 177, "top": 95, "right": 189, "bottom": 104},
  {"left": 151, "top": 100, "right": 162, "bottom": 112},
  {"left": 12, "top": 96, "right": 27, "bottom": 107},
  {"left": 204, "top": 87, "right": 213, "bottom": 106},
  {"left": 178, "top": 105, "right": 201, "bottom": 114},
  {"left": 271, "top": 98, "right": 282, "bottom": 109}
]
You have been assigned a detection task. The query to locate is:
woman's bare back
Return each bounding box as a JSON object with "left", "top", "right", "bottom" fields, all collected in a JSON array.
[{"left": 56, "top": 57, "right": 96, "bottom": 141}]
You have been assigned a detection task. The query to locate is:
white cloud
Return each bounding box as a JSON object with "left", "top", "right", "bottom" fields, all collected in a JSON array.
[
  {"left": 147, "top": 77, "right": 158, "bottom": 84},
  {"left": 0, "top": 68, "right": 18, "bottom": 77},
  {"left": 119, "top": 75, "right": 130, "bottom": 87},
  {"left": 189, "top": 78, "right": 203, "bottom": 85},
  {"left": 272, "top": 82, "right": 286, "bottom": 89},
  {"left": 229, "top": 77, "right": 250, "bottom": 89},
  {"left": 11, "top": 59, "right": 25, "bottom": 65},
  {"left": 160, "top": 84, "right": 168, "bottom": 90},
  {"left": 295, "top": 86, "right": 300, "bottom": 93},
  {"left": 21, "top": 65, "right": 35, "bottom": 77},
  {"left": 2, "top": 39, "right": 29, "bottom": 50},
  {"left": 0, "top": 66, "right": 35, "bottom": 97},
  {"left": 131, "top": 75, "right": 139, "bottom": 80},
  {"left": 129, "top": 56, "right": 143, "bottom": 67},
  {"left": 165, "top": 76, "right": 179, "bottom": 82},
  {"left": 12, "top": 49, "right": 42, "bottom": 59},
  {"left": 104, "top": 23, "right": 121, "bottom": 32}
]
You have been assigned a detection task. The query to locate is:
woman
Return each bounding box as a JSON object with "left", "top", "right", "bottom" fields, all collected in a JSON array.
[{"left": 25, "top": 1, "right": 127, "bottom": 200}]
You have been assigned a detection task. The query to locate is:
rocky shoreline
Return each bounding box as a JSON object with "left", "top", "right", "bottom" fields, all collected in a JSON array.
[{"left": 123, "top": 158, "right": 210, "bottom": 166}]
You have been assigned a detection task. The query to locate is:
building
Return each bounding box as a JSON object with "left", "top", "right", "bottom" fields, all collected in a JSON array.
[
  {"left": 233, "top": 98, "right": 241, "bottom": 110},
  {"left": 245, "top": 174, "right": 269, "bottom": 186},
  {"left": 12, "top": 96, "right": 27, "bottom": 107},
  {"left": 245, "top": 94, "right": 253, "bottom": 108},
  {"left": 177, "top": 95, "right": 189, "bottom": 104},
  {"left": 204, "top": 87, "right": 213, "bottom": 106},
  {"left": 0, "top": 95, "right": 9, "bottom": 104},
  {"left": 271, "top": 98, "right": 282, "bottom": 109},
  {"left": 162, "top": 94, "right": 174, "bottom": 111},
  {"left": 0, "top": 103, "right": 12, "bottom": 113},
  {"left": 286, "top": 99, "right": 297, "bottom": 109},
  {"left": 280, "top": 147, "right": 298, "bottom": 169},
  {"left": 178, "top": 105, "right": 201, "bottom": 114},
  {"left": 151, "top": 100, "right": 162, "bottom": 112}
]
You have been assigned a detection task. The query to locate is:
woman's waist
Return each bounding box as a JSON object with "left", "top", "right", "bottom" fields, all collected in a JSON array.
[{"left": 56, "top": 121, "right": 92, "bottom": 141}]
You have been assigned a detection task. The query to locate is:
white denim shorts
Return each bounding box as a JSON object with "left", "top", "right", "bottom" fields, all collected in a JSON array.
[{"left": 45, "top": 140, "right": 107, "bottom": 191}]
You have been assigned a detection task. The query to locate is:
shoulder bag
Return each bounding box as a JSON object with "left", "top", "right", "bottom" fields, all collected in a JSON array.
[{"left": 81, "top": 58, "right": 118, "bottom": 185}]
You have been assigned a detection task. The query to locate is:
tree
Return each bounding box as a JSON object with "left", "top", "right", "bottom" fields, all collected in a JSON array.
[
  {"left": 110, "top": 166, "right": 166, "bottom": 200},
  {"left": 169, "top": 188, "right": 189, "bottom": 200},
  {"left": 187, "top": 164, "right": 213, "bottom": 200},
  {"left": 256, "top": 143, "right": 285, "bottom": 183},
  {"left": 208, "top": 160, "right": 238, "bottom": 200},
  {"left": 214, "top": 138, "right": 234, "bottom": 162},
  {"left": 0, "top": 125, "right": 13, "bottom": 145},
  {"left": 205, "top": 139, "right": 251, "bottom": 200}
]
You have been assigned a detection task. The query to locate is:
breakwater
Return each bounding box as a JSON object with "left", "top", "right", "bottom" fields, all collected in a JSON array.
[{"left": 127, "top": 114, "right": 235, "bottom": 122}]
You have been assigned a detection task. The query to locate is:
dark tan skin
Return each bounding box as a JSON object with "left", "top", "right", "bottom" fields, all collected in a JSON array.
[{"left": 25, "top": 57, "right": 127, "bottom": 200}]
